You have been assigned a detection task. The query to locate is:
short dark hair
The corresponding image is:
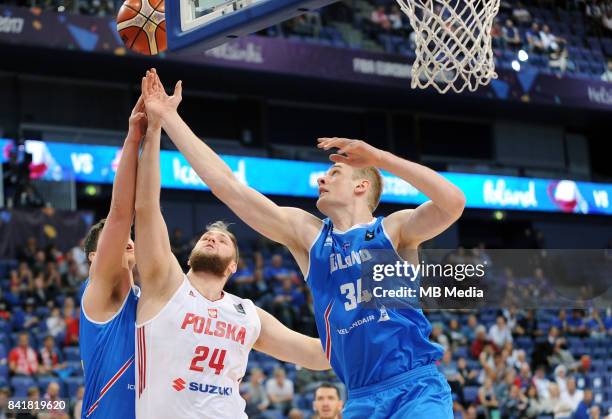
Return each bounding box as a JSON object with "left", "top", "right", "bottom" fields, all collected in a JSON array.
[
  {"left": 315, "top": 382, "right": 340, "bottom": 399},
  {"left": 83, "top": 219, "right": 106, "bottom": 264}
]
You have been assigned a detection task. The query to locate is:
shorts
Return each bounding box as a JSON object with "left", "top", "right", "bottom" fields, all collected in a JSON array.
[{"left": 343, "top": 364, "right": 453, "bottom": 419}]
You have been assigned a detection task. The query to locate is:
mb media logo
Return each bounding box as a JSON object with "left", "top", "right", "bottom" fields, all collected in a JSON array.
[{"left": 173, "top": 378, "right": 186, "bottom": 391}]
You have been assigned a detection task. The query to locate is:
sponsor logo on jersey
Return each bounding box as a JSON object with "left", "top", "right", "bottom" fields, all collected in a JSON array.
[
  {"left": 234, "top": 303, "right": 246, "bottom": 315},
  {"left": 365, "top": 230, "right": 375, "bottom": 241},
  {"left": 181, "top": 312, "right": 246, "bottom": 345},
  {"left": 188, "top": 290, "right": 196, "bottom": 298},
  {"left": 208, "top": 308, "right": 218, "bottom": 318},
  {"left": 188, "top": 382, "right": 233, "bottom": 396},
  {"left": 324, "top": 236, "right": 333, "bottom": 247},
  {"left": 378, "top": 305, "right": 390, "bottom": 322},
  {"left": 172, "top": 378, "right": 186, "bottom": 392}
]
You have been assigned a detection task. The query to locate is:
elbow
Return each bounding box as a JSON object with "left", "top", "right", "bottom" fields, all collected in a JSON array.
[{"left": 448, "top": 188, "right": 466, "bottom": 220}]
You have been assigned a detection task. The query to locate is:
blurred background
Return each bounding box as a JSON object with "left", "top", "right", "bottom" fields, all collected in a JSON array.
[{"left": 0, "top": 0, "right": 611, "bottom": 418}]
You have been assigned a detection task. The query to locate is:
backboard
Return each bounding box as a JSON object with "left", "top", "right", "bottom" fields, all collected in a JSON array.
[{"left": 166, "top": 0, "right": 339, "bottom": 52}]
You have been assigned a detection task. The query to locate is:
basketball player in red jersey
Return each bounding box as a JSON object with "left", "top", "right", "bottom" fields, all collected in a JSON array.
[{"left": 135, "top": 70, "right": 330, "bottom": 419}]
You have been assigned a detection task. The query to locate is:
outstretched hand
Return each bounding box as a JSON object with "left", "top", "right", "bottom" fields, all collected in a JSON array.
[
  {"left": 141, "top": 68, "right": 182, "bottom": 127},
  {"left": 128, "top": 95, "right": 147, "bottom": 140},
  {"left": 317, "top": 137, "right": 384, "bottom": 168}
]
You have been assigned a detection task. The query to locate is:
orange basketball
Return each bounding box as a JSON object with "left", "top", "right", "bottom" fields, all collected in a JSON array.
[{"left": 116, "top": 0, "right": 167, "bottom": 55}]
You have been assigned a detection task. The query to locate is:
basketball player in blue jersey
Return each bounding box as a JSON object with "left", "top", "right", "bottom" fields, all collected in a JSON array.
[
  {"left": 79, "top": 96, "right": 147, "bottom": 419},
  {"left": 149, "top": 72, "right": 465, "bottom": 418}
]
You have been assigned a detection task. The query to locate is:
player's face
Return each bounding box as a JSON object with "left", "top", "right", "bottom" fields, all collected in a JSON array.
[
  {"left": 189, "top": 230, "right": 237, "bottom": 277},
  {"left": 313, "top": 388, "right": 343, "bottom": 419},
  {"left": 123, "top": 238, "right": 136, "bottom": 268},
  {"left": 316, "top": 164, "right": 358, "bottom": 215}
]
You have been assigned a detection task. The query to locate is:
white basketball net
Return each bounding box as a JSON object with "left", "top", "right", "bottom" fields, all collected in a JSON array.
[{"left": 396, "top": 0, "right": 500, "bottom": 94}]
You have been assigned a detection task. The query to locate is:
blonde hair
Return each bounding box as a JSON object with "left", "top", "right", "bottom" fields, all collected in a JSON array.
[
  {"left": 352, "top": 167, "right": 383, "bottom": 212},
  {"left": 206, "top": 221, "right": 239, "bottom": 263}
]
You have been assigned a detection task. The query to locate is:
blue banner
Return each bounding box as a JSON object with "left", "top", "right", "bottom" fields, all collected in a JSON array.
[{"left": 1, "top": 138, "right": 611, "bottom": 216}]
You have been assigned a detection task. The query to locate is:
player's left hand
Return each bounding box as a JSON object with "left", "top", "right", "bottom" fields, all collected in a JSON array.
[
  {"left": 127, "top": 95, "right": 147, "bottom": 140},
  {"left": 317, "top": 137, "right": 384, "bottom": 168}
]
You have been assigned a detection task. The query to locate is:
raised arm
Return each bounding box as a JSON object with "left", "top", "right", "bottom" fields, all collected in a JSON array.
[
  {"left": 135, "top": 71, "right": 183, "bottom": 297},
  {"left": 254, "top": 307, "right": 330, "bottom": 371},
  {"left": 318, "top": 137, "right": 466, "bottom": 249},
  {"left": 85, "top": 97, "right": 144, "bottom": 312},
  {"left": 146, "top": 72, "right": 321, "bottom": 259}
]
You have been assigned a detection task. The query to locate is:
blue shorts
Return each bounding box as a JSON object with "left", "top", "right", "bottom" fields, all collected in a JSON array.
[{"left": 343, "top": 364, "right": 453, "bottom": 419}]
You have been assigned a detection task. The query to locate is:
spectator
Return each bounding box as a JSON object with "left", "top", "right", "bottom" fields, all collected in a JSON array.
[
  {"left": 288, "top": 408, "right": 304, "bottom": 419},
  {"left": 430, "top": 322, "right": 450, "bottom": 350},
  {"left": 491, "top": 19, "right": 504, "bottom": 49},
  {"left": 39, "top": 335, "right": 66, "bottom": 376},
  {"left": 463, "top": 314, "right": 480, "bottom": 342},
  {"left": 231, "top": 258, "right": 255, "bottom": 295},
  {"left": 489, "top": 315, "right": 513, "bottom": 349},
  {"left": 526, "top": 22, "right": 545, "bottom": 53},
  {"left": 42, "top": 381, "right": 69, "bottom": 419},
  {"left": 532, "top": 366, "right": 550, "bottom": 400},
  {"left": 513, "top": 2, "right": 532, "bottom": 24},
  {"left": 516, "top": 309, "right": 541, "bottom": 338},
  {"left": 478, "top": 376, "right": 500, "bottom": 418},
  {"left": 63, "top": 304, "right": 79, "bottom": 347},
  {"left": 574, "top": 388, "right": 595, "bottom": 419},
  {"left": 567, "top": 309, "right": 588, "bottom": 336},
  {"left": 457, "top": 357, "right": 479, "bottom": 386},
  {"left": 526, "top": 384, "right": 545, "bottom": 418},
  {"left": 438, "top": 350, "right": 465, "bottom": 404},
  {"left": 22, "top": 298, "right": 40, "bottom": 330},
  {"left": 69, "top": 239, "right": 88, "bottom": 278},
  {"left": 0, "top": 387, "right": 8, "bottom": 419},
  {"left": 73, "top": 385, "right": 84, "bottom": 419},
  {"left": 30, "top": 273, "right": 54, "bottom": 307},
  {"left": 46, "top": 307, "right": 66, "bottom": 338},
  {"left": 19, "top": 237, "right": 38, "bottom": 265},
  {"left": 312, "top": 383, "right": 343, "bottom": 419},
  {"left": 561, "top": 377, "right": 583, "bottom": 412},
  {"left": 603, "top": 9, "right": 612, "bottom": 32},
  {"left": 0, "top": 302, "right": 10, "bottom": 321},
  {"left": 471, "top": 325, "right": 493, "bottom": 359},
  {"left": 549, "top": 338, "right": 577, "bottom": 372},
  {"left": 63, "top": 258, "right": 84, "bottom": 290},
  {"left": 264, "top": 254, "right": 296, "bottom": 284},
  {"left": 241, "top": 368, "right": 269, "bottom": 418},
  {"left": 370, "top": 6, "right": 391, "bottom": 31},
  {"left": 503, "top": 385, "right": 528, "bottom": 419},
  {"left": 540, "top": 25, "right": 565, "bottom": 54},
  {"left": 553, "top": 364, "right": 568, "bottom": 395},
  {"left": 8, "top": 333, "right": 39, "bottom": 376},
  {"left": 448, "top": 318, "right": 467, "bottom": 347},
  {"left": 388, "top": 5, "right": 404, "bottom": 35},
  {"left": 502, "top": 19, "right": 522, "bottom": 49},
  {"left": 517, "top": 363, "right": 532, "bottom": 389},
  {"left": 548, "top": 382, "right": 573, "bottom": 419},
  {"left": 265, "top": 367, "right": 294, "bottom": 415},
  {"left": 21, "top": 386, "right": 41, "bottom": 419}
]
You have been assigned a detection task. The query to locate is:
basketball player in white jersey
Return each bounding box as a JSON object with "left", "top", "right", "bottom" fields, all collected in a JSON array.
[{"left": 135, "top": 70, "right": 330, "bottom": 419}]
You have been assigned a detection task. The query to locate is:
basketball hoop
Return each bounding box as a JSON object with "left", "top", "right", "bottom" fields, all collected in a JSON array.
[{"left": 396, "top": 0, "right": 500, "bottom": 94}]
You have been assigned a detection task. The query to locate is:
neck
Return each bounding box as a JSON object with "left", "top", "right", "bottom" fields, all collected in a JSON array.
[
  {"left": 327, "top": 202, "right": 373, "bottom": 231},
  {"left": 187, "top": 270, "right": 225, "bottom": 301}
]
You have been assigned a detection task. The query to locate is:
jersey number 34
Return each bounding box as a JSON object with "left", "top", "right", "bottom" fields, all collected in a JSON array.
[{"left": 340, "top": 279, "right": 362, "bottom": 311}]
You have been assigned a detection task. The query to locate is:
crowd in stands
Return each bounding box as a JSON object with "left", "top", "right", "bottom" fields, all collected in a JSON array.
[
  {"left": 0, "top": 224, "right": 610, "bottom": 418},
  {"left": 1, "top": 0, "right": 612, "bottom": 82}
]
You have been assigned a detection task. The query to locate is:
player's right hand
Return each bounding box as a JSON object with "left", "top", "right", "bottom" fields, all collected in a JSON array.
[{"left": 141, "top": 68, "right": 182, "bottom": 126}]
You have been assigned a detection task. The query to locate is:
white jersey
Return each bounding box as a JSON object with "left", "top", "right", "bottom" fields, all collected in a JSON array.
[{"left": 135, "top": 276, "right": 261, "bottom": 419}]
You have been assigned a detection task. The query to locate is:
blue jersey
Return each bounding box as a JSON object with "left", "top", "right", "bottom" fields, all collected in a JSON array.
[
  {"left": 79, "top": 279, "right": 139, "bottom": 418},
  {"left": 306, "top": 217, "right": 444, "bottom": 391}
]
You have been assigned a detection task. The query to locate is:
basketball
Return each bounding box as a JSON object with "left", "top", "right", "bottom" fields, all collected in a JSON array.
[{"left": 116, "top": 0, "right": 166, "bottom": 55}]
